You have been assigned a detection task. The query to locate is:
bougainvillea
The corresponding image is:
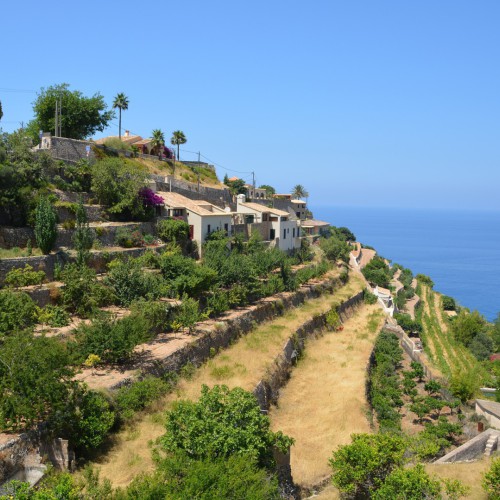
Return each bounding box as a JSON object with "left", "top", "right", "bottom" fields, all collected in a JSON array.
[{"left": 139, "top": 187, "right": 164, "bottom": 207}]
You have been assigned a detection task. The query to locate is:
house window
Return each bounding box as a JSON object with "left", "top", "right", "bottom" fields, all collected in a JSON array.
[
  {"left": 224, "top": 223, "right": 229, "bottom": 234},
  {"left": 173, "top": 209, "right": 184, "bottom": 217},
  {"left": 293, "top": 228, "right": 295, "bottom": 238},
  {"left": 283, "top": 229, "right": 286, "bottom": 239},
  {"left": 270, "top": 229, "right": 275, "bottom": 240},
  {"left": 207, "top": 224, "right": 211, "bottom": 234}
]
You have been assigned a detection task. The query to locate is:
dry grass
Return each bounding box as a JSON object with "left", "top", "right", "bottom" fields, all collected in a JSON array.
[
  {"left": 426, "top": 458, "right": 493, "bottom": 500},
  {"left": 269, "top": 304, "right": 384, "bottom": 488},
  {"left": 93, "top": 270, "right": 365, "bottom": 487}
]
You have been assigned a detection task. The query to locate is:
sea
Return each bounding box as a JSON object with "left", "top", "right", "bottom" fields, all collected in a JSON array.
[{"left": 310, "top": 205, "right": 500, "bottom": 322}]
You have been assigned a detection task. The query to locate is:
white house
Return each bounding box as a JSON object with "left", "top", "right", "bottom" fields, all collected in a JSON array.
[
  {"left": 157, "top": 192, "right": 233, "bottom": 253},
  {"left": 236, "top": 195, "right": 301, "bottom": 252}
]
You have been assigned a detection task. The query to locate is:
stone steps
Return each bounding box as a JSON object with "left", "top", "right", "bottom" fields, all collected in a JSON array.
[{"left": 484, "top": 434, "right": 498, "bottom": 456}]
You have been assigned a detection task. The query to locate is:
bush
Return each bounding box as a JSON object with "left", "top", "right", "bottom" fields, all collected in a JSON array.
[
  {"left": 60, "top": 264, "right": 113, "bottom": 317},
  {"left": 442, "top": 295, "right": 456, "bottom": 311},
  {"left": 161, "top": 385, "right": 294, "bottom": 467},
  {"left": 34, "top": 196, "right": 57, "bottom": 254},
  {"left": 115, "top": 376, "right": 172, "bottom": 419},
  {"left": 449, "top": 367, "right": 481, "bottom": 403},
  {"left": 115, "top": 227, "right": 145, "bottom": 248},
  {"left": 469, "top": 330, "right": 494, "bottom": 360},
  {"left": 4, "top": 264, "right": 45, "bottom": 287},
  {"left": 320, "top": 235, "right": 350, "bottom": 263},
  {"left": 73, "top": 199, "right": 94, "bottom": 267},
  {"left": 417, "top": 274, "right": 434, "bottom": 288},
  {"left": 362, "top": 256, "right": 392, "bottom": 287},
  {"left": 364, "top": 289, "right": 378, "bottom": 304},
  {"left": 172, "top": 296, "right": 201, "bottom": 333},
  {"left": 130, "top": 299, "right": 173, "bottom": 333},
  {"left": 0, "top": 290, "right": 38, "bottom": 336},
  {"left": 394, "top": 312, "right": 422, "bottom": 335},
  {"left": 74, "top": 313, "right": 150, "bottom": 364},
  {"left": 157, "top": 218, "right": 190, "bottom": 243},
  {"left": 483, "top": 457, "right": 500, "bottom": 498},
  {"left": 450, "top": 310, "right": 488, "bottom": 347},
  {"left": 37, "top": 304, "right": 70, "bottom": 327}
]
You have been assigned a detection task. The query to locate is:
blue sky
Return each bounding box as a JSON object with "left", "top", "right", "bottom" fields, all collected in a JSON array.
[{"left": 2, "top": 1, "right": 499, "bottom": 210}]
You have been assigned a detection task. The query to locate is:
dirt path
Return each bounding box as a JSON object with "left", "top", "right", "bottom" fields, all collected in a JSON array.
[
  {"left": 92, "top": 273, "right": 366, "bottom": 488},
  {"left": 269, "top": 304, "right": 384, "bottom": 489}
]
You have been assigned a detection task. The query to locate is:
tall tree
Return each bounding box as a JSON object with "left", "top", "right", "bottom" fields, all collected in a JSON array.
[
  {"left": 26, "top": 83, "right": 114, "bottom": 142},
  {"left": 291, "top": 184, "right": 309, "bottom": 200},
  {"left": 0, "top": 100, "right": 3, "bottom": 122},
  {"left": 112, "top": 92, "right": 129, "bottom": 140},
  {"left": 151, "top": 129, "right": 165, "bottom": 158},
  {"left": 170, "top": 130, "right": 187, "bottom": 161}
]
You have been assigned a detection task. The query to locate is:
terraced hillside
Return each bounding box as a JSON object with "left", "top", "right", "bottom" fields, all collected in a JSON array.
[
  {"left": 92, "top": 272, "right": 367, "bottom": 488},
  {"left": 416, "top": 282, "right": 484, "bottom": 379}
]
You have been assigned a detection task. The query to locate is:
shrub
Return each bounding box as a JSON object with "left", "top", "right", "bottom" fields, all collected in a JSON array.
[
  {"left": 172, "top": 296, "right": 201, "bottom": 333},
  {"left": 4, "top": 264, "right": 45, "bottom": 287},
  {"left": 416, "top": 274, "right": 434, "bottom": 288},
  {"left": 74, "top": 313, "right": 150, "bottom": 364},
  {"left": 320, "top": 235, "right": 350, "bottom": 263},
  {"left": 60, "top": 264, "right": 113, "bottom": 317},
  {"left": 0, "top": 290, "right": 38, "bottom": 336},
  {"left": 161, "top": 385, "right": 294, "bottom": 467},
  {"left": 37, "top": 305, "right": 70, "bottom": 327},
  {"left": 364, "top": 289, "right": 378, "bottom": 304},
  {"left": 394, "top": 312, "right": 422, "bottom": 335},
  {"left": 157, "top": 218, "right": 190, "bottom": 243},
  {"left": 441, "top": 295, "right": 456, "bottom": 311},
  {"left": 130, "top": 299, "right": 173, "bottom": 333},
  {"left": 73, "top": 199, "right": 94, "bottom": 267},
  {"left": 450, "top": 310, "right": 488, "bottom": 347},
  {"left": 469, "top": 330, "right": 494, "bottom": 360},
  {"left": 483, "top": 457, "right": 500, "bottom": 498},
  {"left": 449, "top": 367, "right": 481, "bottom": 403},
  {"left": 115, "top": 227, "right": 145, "bottom": 248},
  {"left": 362, "top": 256, "right": 392, "bottom": 287},
  {"left": 34, "top": 196, "right": 57, "bottom": 254},
  {"left": 115, "top": 376, "right": 172, "bottom": 419}
]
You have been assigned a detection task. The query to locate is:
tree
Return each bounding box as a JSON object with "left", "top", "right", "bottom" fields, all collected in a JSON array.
[
  {"left": 259, "top": 184, "right": 276, "bottom": 197},
  {"left": 450, "top": 310, "right": 488, "bottom": 347},
  {"left": 0, "top": 290, "right": 38, "bottom": 337},
  {"left": 170, "top": 130, "right": 187, "bottom": 161},
  {"left": 483, "top": 457, "right": 500, "bottom": 498},
  {"left": 151, "top": 128, "right": 165, "bottom": 158},
  {"left": 112, "top": 92, "right": 129, "bottom": 140},
  {"left": 329, "top": 433, "right": 406, "bottom": 497},
  {"left": 27, "top": 83, "right": 114, "bottom": 141},
  {"left": 91, "top": 157, "right": 148, "bottom": 218},
  {"left": 73, "top": 199, "right": 94, "bottom": 267},
  {"left": 161, "top": 384, "right": 293, "bottom": 467},
  {"left": 0, "top": 100, "right": 3, "bottom": 122},
  {"left": 35, "top": 196, "right": 57, "bottom": 254},
  {"left": 291, "top": 184, "right": 309, "bottom": 200},
  {"left": 373, "top": 464, "right": 442, "bottom": 500},
  {"left": 0, "top": 331, "right": 75, "bottom": 431}
]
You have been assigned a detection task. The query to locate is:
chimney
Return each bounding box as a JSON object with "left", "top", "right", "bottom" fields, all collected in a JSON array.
[{"left": 124, "top": 130, "right": 130, "bottom": 137}]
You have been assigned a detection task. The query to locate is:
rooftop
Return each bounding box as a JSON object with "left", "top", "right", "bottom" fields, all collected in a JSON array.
[
  {"left": 157, "top": 191, "right": 231, "bottom": 217},
  {"left": 301, "top": 219, "right": 330, "bottom": 227},
  {"left": 239, "top": 201, "right": 289, "bottom": 217}
]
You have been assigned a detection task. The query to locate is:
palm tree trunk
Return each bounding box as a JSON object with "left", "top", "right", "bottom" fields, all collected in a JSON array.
[
  {"left": 118, "top": 109, "right": 122, "bottom": 140},
  {"left": 177, "top": 144, "right": 180, "bottom": 161}
]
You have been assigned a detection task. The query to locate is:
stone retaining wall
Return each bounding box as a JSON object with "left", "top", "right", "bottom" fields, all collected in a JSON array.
[{"left": 434, "top": 429, "right": 500, "bottom": 463}]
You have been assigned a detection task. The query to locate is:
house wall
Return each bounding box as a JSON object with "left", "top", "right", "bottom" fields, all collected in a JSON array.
[
  {"left": 186, "top": 212, "right": 232, "bottom": 251},
  {"left": 274, "top": 219, "right": 300, "bottom": 252}
]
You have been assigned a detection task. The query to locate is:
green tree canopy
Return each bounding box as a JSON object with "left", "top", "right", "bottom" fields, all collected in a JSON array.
[
  {"left": 291, "top": 184, "right": 309, "bottom": 200},
  {"left": 27, "top": 83, "right": 114, "bottom": 141},
  {"left": 450, "top": 309, "right": 489, "bottom": 347},
  {"left": 259, "top": 184, "right": 276, "bottom": 197},
  {"left": 161, "top": 384, "right": 293, "bottom": 467}
]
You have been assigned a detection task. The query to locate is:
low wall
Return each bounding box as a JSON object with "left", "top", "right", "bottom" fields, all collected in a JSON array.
[
  {"left": 476, "top": 399, "right": 500, "bottom": 429},
  {"left": 434, "top": 429, "right": 500, "bottom": 463}
]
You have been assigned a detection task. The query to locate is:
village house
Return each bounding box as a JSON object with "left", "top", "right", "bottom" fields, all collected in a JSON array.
[
  {"left": 301, "top": 219, "right": 330, "bottom": 237},
  {"left": 156, "top": 191, "right": 233, "bottom": 253},
  {"left": 235, "top": 194, "right": 301, "bottom": 252}
]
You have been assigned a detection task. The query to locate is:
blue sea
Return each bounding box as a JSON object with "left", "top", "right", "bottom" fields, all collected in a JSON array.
[{"left": 310, "top": 205, "right": 500, "bottom": 322}]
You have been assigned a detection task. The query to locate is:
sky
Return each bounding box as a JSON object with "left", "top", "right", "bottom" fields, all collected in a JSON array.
[{"left": 2, "top": 1, "right": 500, "bottom": 210}]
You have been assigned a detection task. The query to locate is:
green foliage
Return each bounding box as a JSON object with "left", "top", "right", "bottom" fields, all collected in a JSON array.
[
  {"left": 161, "top": 385, "right": 294, "bottom": 467},
  {"left": 259, "top": 184, "right": 276, "bottom": 197},
  {"left": 450, "top": 310, "right": 489, "bottom": 347},
  {"left": 4, "top": 264, "right": 45, "bottom": 287},
  {"left": 394, "top": 312, "right": 423, "bottom": 334},
  {"left": 469, "top": 330, "right": 494, "bottom": 360},
  {"left": 73, "top": 199, "right": 94, "bottom": 267},
  {"left": 417, "top": 273, "right": 434, "bottom": 288},
  {"left": 0, "top": 331, "right": 74, "bottom": 431},
  {"left": 291, "top": 184, "right": 309, "bottom": 200},
  {"left": 225, "top": 177, "right": 248, "bottom": 195},
  {"left": 60, "top": 264, "right": 112, "bottom": 317},
  {"left": 74, "top": 313, "right": 150, "bottom": 364},
  {"left": 320, "top": 235, "right": 350, "bottom": 263},
  {"left": 34, "top": 196, "right": 57, "bottom": 254},
  {"left": 156, "top": 218, "right": 189, "bottom": 243},
  {"left": 38, "top": 304, "right": 70, "bottom": 327},
  {"left": 362, "top": 256, "right": 392, "bottom": 287},
  {"left": 329, "top": 432, "right": 406, "bottom": 497},
  {"left": 325, "top": 307, "right": 341, "bottom": 331},
  {"left": 115, "top": 227, "right": 145, "bottom": 247},
  {"left": 173, "top": 295, "right": 201, "bottom": 333},
  {"left": 449, "top": 367, "right": 481, "bottom": 402},
  {"left": 0, "top": 290, "right": 38, "bottom": 336},
  {"left": 330, "top": 225, "right": 356, "bottom": 242},
  {"left": 129, "top": 299, "right": 172, "bottom": 333},
  {"left": 411, "top": 361, "right": 425, "bottom": 381},
  {"left": 364, "top": 289, "right": 379, "bottom": 304},
  {"left": 70, "top": 389, "right": 115, "bottom": 452},
  {"left": 91, "top": 157, "right": 148, "bottom": 218},
  {"left": 27, "top": 83, "right": 114, "bottom": 141},
  {"left": 372, "top": 464, "right": 442, "bottom": 500},
  {"left": 104, "top": 258, "right": 164, "bottom": 306},
  {"left": 483, "top": 457, "right": 500, "bottom": 498},
  {"left": 170, "top": 130, "right": 187, "bottom": 160},
  {"left": 115, "top": 376, "right": 172, "bottom": 419},
  {"left": 424, "top": 379, "right": 442, "bottom": 395},
  {"left": 369, "top": 331, "right": 404, "bottom": 431},
  {"left": 124, "top": 452, "right": 280, "bottom": 500},
  {"left": 442, "top": 295, "right": 457, "bottom": 311}
]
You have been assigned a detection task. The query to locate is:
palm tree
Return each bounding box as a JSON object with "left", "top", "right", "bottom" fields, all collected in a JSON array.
[
  {"left": 151, "top": 129, "right": 165, "bottom": 158},
  {"left": 292, "top": 184, "right": 309, "bottom": 200},
  {"left": 170, "top": 130, "right": 187, "bottom": 161},
  {"left": 112, "top": 93, "right": 129, "bottom": 140}
]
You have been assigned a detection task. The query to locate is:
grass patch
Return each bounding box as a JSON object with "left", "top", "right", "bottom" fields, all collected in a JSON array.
[{"left": 0, "top": 247, "right": 43, "bottom": 259}]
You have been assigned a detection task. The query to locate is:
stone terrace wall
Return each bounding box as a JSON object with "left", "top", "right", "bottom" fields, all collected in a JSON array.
[
  {"left": 38, "top": 137, "right": 95, "bottom": 164},
  {"left": 152, "top": 175, "right": 233, "bottom": 209}
]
